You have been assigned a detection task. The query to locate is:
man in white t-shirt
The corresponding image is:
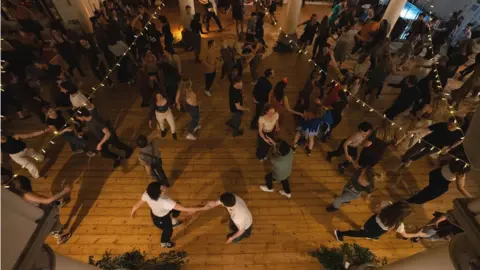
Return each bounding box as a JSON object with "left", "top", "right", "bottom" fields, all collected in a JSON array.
[
  {"left": 200, "top": 192, "right": 253, "bottom": 244},
  {"left": 130, "top": 182, "right": 204, "bottom": 248}
]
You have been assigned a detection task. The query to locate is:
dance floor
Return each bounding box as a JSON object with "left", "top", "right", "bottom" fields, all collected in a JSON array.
[{"left": 4, "top": 4, "right": 479, "bottom": 269}]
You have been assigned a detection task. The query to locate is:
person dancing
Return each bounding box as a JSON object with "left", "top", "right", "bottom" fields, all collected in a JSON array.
[{"left": 256, "top": 104, "right": 279, "bottom": 161}]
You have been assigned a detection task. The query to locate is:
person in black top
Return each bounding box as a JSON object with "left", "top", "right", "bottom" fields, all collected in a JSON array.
[
  {"left": 298, "top": 14, "right": 320, "bottom": 51},
  {"left": 250, "top": 69, "right": 274, "bottom": 129},
  {"left": 313, "top": 44, "right": 338, "bottom": 99},
  {"left": 312, "top": 16, "right": 330, "bottom": 60},
  {"left": 358, "top": 122, "right": 399, "bottom": 169},
  {"left": 191, "top": 13, "right": 207, "bottom": 62},
  {"left": 400, "top": 116, "right": 464, "bottom": 168},
  {"left": 204, "top": 0, "right": 223, "bottom": 32},
  {"left": 145, "top": 23, "right": 163, "bottom": 57},
  {"left": 383, "top": 75, "right": 419, "bottom": 120},
  {"left": 75, "top": 107, "right": 133, "bottom": 168},
  {"left": 79, "top": 38, "right": 112, "bottom": 87},
  {"left": 159, "top": 16, "right": 174, "bottom": 53},
  {"left": 231, "top": 0, "right": 244, "bottom": 36},
  {"left": 227, "top": 76, "right": 250, "bottom": 136},
  {"left": 1, "top": 130, "right": 46, "bottom": 178}
]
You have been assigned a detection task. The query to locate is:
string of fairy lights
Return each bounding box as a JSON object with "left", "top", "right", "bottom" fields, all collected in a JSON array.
[
  {"left": 34, "top": 3, "right": 166, "bottom": 158},
  {"left": 254, "top": 0, "right": 471, "bottom": 168}
]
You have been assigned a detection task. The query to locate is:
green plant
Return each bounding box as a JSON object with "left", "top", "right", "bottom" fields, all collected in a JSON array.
[
  {"left": 310, "top": 243, "right": 387, "bottom": 270},
  {"left": 88, "top": 249, "right": 187, "bottom": 270}
]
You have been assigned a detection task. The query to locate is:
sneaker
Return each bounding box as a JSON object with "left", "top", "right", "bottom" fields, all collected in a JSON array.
[
  {"left": 305, "top": 148, "right": 311, "bottom": 156},
  {"left": 172, "top": 221, "right": 183, "bottom": 228},
  {"left": 172, "top": 133, "right": 178, "bottom": 140},
  {"left": 56, "top": 232, "right": 72, "bottom": 245},
  {"left": 326, "top": 152, "right": 333, "bottom": 162},
  {"left": 161, "top": 129, "right": 167, "bottom": 138},
  {"left": 205, "top": 90, "right": 212, "bottom": 97},
  {"left": 233, "top": 130, "right": 244, "bottom": 137},
  {"left": 72, "top": 149, "right": 84, "bottom": 155},
  {"left": 279, "top": 190, "right": 291, "bottom": 198},
  {"left": 186, "top": 134, "right": 197, "bottom": 140},
  {"left": 193, "top": 125, "right": 201, "bottom": 132},
  {"left": 161, "top": 242, "right": 175, "bottom": 248},
  {"left": 334, "top": 229, "right": 344, "bottom": 242},
  {"left": 260, "top": 185, "right": 274, "bottom": 192},
  {"left": 86, "top": 151, "right": 96, "bottom": 157},
  {"left": 326, "top": 204, "right": 339, "bottom": 212}
]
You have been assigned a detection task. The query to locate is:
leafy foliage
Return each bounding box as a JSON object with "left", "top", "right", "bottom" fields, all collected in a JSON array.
[
  {"left": 310, "top": 243, "right": 387, "bottom": 270},
  {"left": 88, "top": 249, "right": 187, "bottom": 270}
]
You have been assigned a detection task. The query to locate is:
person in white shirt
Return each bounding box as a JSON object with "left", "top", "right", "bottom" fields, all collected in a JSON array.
[
  {"left": 200, "top": 192, "right": 253, "bottom": 244},
  {"left": 256, "top": 104, "right": 279, "bottom": 161},
  {"left": 59, "top": 80, "right": 94, "bottom": 110},
  {"left": 130, "top": 182, "right": 204, "bottom": 248}
]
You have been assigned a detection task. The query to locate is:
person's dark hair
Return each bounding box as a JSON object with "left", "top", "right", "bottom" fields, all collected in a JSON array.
[
  {"left": 220, "top": 192, "right": 236, "bottom": 207},
  {"left": 405, "top": 75, "right": 418, "bottom": 86},
  {"left": 448, "top": 116, "right": 464, "bottom": 128},
  {"left": 278, "top": 140, "right": 291, "bottom": 156},
  {"left": 159, "top": 15, "right": 168, "bottom": 24},
  {"left": 419, "top": 13, "right": 426, "bottom": 18},
  {"left": 136, "top": 135, "right": 148, "bottom": 148},
  {"left": 448, "top": 159, "right": 470, "bottom": 175},
  {"left": 60, "top": 81, "right": 78, "bottom": 95},
  {"left": 264, "top": 68, "right": 273, "bottom": 78},
  {"left": 273, "top": 80, "right": 286, "bottom": 102},
  {"left": 357, "top": 53, "right": 370, "bottom": 64},
  {"left": 311, "top": 13, "right": 317, "bottom": 19},
  {"left": 319, "top": 15, "right": 329, "bottom": 31},
  {"left": 358, "top": 121, "right": 373, "bottom": 132},
  {"left": 208, "top": 40, "right": 215, "bottom": 47},
  {"left": 193, "top": 13, "right": 201, "bottom": 21},
  {"left": 378, "top": 201, "right": 412, "bottom": 229},
  {"left": 232, "top": 76, "right": 242, "bottom": 84},
  {"left": 7, "top": 175, "right": 33, "bottom": 195},
  {"left": 262, "top": 103, "right": 274, "bottom": 115},
  {"left": 77, "top": 107, "right": 91, "bottom": 117},
  {"left": 146, "top": 182, "right": 164, "bottom": 200},
  {"left": 185, "top": 5, "right": 191, "bottom": 9}
]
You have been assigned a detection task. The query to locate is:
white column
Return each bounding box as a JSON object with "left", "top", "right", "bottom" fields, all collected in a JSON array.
[
  {"left": 284, "top": 0, "right": 302, "bottom": 34},
  {"left": 179, "top": 0, "right": 195, "bottom": 28},
  {"left": 382, "top": 0, "right": 408, "bottom": 36}
]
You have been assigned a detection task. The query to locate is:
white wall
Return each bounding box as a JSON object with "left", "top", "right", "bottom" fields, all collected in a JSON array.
[{"left": 413, "top": 0, "right": 475, "bottom": 20}]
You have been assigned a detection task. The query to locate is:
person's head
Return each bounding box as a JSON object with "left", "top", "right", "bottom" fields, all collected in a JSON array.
[
  {"left": 466, "top": 23, "right": 473, "bottom": 31},
  {"left": 264, "top": 68, "right": 274, "bottom": 79},
  {"left": 208, "top": 40, "right": 215, "bottom": 49},
  {"left": 185, "top": 5, "right": 192, "bottom": 13},
  {"left": 274, "top": 79, "right": 287, "bottom": 101},
  {"left": 232, "top": 76, "right": 243, "bottom": 89},
  {"left": 146, "top": 181, "right": 168, "bottom": 201},
  {"left": 358, "top": 121, "right": 373, "bottom": 134},
  {"left": 219, "top": 192, "right": 236, "bottom": 207},
  {"left": 59, "top": 81, "right": 78, "bottom": 95},
  {"left": 405, "top": 75, "right": 418, "bottom": 87},
  {"left": 357, "top": 53, "right": 370, "bottom": 64},
  {"left": 136, "top": 135, "right": 148, "bottom": 148},
  {"left": 221, "top": 39, "right": 230, "bottom": 48},
  {"left": 179, "top": 77, "right": 193, "bottom": 95},
  {"left": 278, "top": 140, "right": 291, "bottom": 156},
  {"left": 46, "top": 107, "right": 58, "bottom": 119},
  {"left": 418, "top": 13, "right": 425, "bottom": 20},
  {"left": 1, "top": 135, "right": 8, "bottom": 143},
  {"left": 340, "top": 0, "right": 347, "bottom": 7},
  {"left": 155, "top": 91, "right": 167, "bottom": 101},
  {"left": 5, "top": 175, "right": 32, "bottom": 196},
  {"left": 449, "top": 159, "right": 471, "bottom": 176},
  {"left": 310, "top": 13, "right": 317, "bottom": 22},
  {"left": 375, "top": 121, "right": 398, "bottom": 144},
  {"left": 250, "top": 12, "right": 258, "bottom": 22},
  {"left": 322, "top": 44, "right": 331, "bottom": 55},
  {"left": 378, "top": 201, "right": 412, "bottom": 229},
  {"left": 193, "top": 13, "right": 201, "bottom": 21},
  {"left": 75, "top": 107, "right": 92, "bottom": 122},
  {"left": 159, "top": 15, "right": 168, "bottom": 24},
  {"left": 79, "top": 38, "right": 91, "bottom": 48},
  {"left": 447, "top": 116, "right": 464, "bottom": 131},
  {"left": 263, "top": 104, "right": 276, "bottom": 117}
]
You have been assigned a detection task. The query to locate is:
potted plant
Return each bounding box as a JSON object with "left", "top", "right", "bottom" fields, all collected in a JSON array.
[
  {"left": 88, "top": 249, "right": 187, "bottom": 270},
  {"left": 310, "top": 243, "right": 387, "bottom": 270}
]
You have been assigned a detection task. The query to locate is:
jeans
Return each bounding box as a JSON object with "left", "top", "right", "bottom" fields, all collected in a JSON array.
[
  {"left": 151, "top": 209, "right": 180, "bottom": 243},
  {"left": 329, "top": 139, "right": 358, "bottom": 168},
  {"left": 100, "top": 133, "right": 132, "bottom": 160},
  {"left": 332, "top": 186, "right": 361, "bottom": 209},
  {"left": 228, "top": 218, "right": 252, "bottom": 243},
  {"left": 401, "top": 141, "right": 437, "bottom": 163},
  {"left": 265, "top": 172, "right": 291, "bottom": 194},
  {"left": 229, "top": 111, "right": 243, "bottom": 134},
  {"left": 407, "top": 168, "right": 450, "bottom": 204},
  {"left": 185, "top": 104, "right": 200, "bottom": 134},
  {"left": 62, "top": 131, "right": 87, "bottom": 151},
  {"left": 155, "top": 109, "right": 176, "bottom": 134},
  {"left": 9, "top": 148, "right": 44, "bottom": 178},
  {"left": 205, "top": 72, "right": 216, "bottom": 91},
  {"left": 339, "top": 215, "right": 386, "bottom": 239}
]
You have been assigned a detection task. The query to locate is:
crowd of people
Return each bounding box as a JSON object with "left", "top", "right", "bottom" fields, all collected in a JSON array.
[{"left": 1, "top": 0, "right": 477, "bottom": 252}]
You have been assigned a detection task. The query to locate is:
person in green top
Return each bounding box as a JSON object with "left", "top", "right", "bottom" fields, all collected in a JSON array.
[
  {"left": 259, "top": 140, "right": 294, "bottom": 198},
  {"left": 328, "top": 0, "right": 347, "bottom": 27},
  {"left": 326, "top": 167, "right": 381, "bottom": 212}
]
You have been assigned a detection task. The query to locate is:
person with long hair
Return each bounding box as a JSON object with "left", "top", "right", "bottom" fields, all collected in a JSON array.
[
  {"left": 298, "top": 13, "right": 320, "bottom": 51},
  {"left": 334, "top": 201, "right": 420, "bottom": 241},
  {"left": 256, "top": 104, "right": 279, "bottom": 161},
  {"left": 148, "top": 91, "right": 177, "bottom": 140},
  {"left": 312, "top": 16, "right": 331, "bottom": 60},
  {"left": 358, "top": 121, "right": 399, "bottom": 169},
  {"left": 293, "top": 109, "right": 334, "bottom": 156},
  {"left": 176, "top": 78, "right": 201, "bottom": 140},
  {"left": 190, "top": 13, "right": 207, "bottom": 62},
  {"left": 268, "top": 79, "right": 304, "bottom": 128},
  {"left": 406, "top": 159, "right": 472, "bottom": 204},
  {"left": 383, "top": 75, "right": 420, "bottom": 120}
]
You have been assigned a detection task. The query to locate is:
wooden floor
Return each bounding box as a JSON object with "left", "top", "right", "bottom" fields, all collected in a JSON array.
[{"left": 4, "top": 4, "right": 479, "bottom": 270}]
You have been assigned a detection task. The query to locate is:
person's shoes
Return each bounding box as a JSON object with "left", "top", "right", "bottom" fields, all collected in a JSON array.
[
  {"left": 305, "top": 148, "right": 311, "bottom": 156},
  {"left": 410, "top": 237, "right": 420, "bottom": 243},
  {"left": 337, "top": 165, "right": 345, "bottom": 174},
  {"left": 172, "top": 133, "right": 178, "bottom": 140},
  {"left": 279, "top": 190, "right": 291, "bottom": 198},
  {"left": 172, "top": 221, "right": 183, "bottom": 228},
  {"left": 326, "top": 152, "right": 333, "bottom": 162},
  {"left": 205, "top": 90, "right": 212, "bottom": 97},
  {"left": 86, "top": 151, "right": 96, "bottom": 157},
  {"left": 72, "top": 149, "right": 84, "bottom": 155},
  {"left": 161, "top": 242, "right": 175, "bottom": 248},
  {"left": 193, "top": 125, "right": 201, "bottom": 132},
  {"left": 186, "top": 134, "right": 197, "bottom": 140},
  {"left": 326, "top": 204, "right": 339, "bottom": 212},
  {"left": 233, "top": 130, "right": 244, "bottom": 137},
  {"left": 260, "top": 185, "right": 274, "bottom": 192},
  {"left": 161, "top": 129, "right": 167, "bottom": 138},
  {"left": 113, "top": 157, "right": 122, "bottom": 168},
  {"left": 56, "top": 232, "right": 72, "bottom": 245},
  {"left": 125, "top": 148, "right": 133, "bottom": 159},
  {"left": 334, "top": 229, "right": 344, "bottom": 242}
]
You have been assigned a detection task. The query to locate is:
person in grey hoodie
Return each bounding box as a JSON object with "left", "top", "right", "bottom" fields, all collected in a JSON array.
[{"left": 259, "top": 140, "right": 293, "bottom": 198}]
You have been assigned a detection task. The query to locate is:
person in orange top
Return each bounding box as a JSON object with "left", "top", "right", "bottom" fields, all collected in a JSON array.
[{"left": 351, "top": 17, "right": 380, "bottom": 54}]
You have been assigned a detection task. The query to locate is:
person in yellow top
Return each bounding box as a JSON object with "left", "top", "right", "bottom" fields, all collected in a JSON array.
[
  {"left": 203, "top": 40, "right": 218, "bottom": 96},
  {"left": 351, "top": 17, "right": 380, "bottom": 54}
]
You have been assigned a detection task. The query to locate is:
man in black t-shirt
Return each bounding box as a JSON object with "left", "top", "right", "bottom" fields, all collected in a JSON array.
[
  {"left": 250, "top": 69, "right": 274, "bottom": 130},
  {"left": 226, "top": 76, "right": 250, "bottom": 137},
  {"left": 400, "top": 117, "right": 464, "bottom": 168}
]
